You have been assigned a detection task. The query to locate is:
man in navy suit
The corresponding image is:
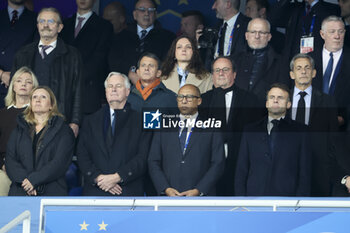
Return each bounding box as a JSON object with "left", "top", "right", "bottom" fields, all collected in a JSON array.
[
  {"left": 148, "top": 84, "right": 225, "bottom": 196},
  {"left": 235, "top": 83, "right": 311, "bottom": 196},
  {"left": 0, "top": 0, "right": 37, "bottom": 108},
  {"left": 77, "top": 72, "right": 151, "bottom": 196},
  {"left": 199, "top": 0, "right": 250, "bottom": 69},
  {"left": 60, "top": 0, "right": 113, "bottom": 114},
  {"left": 289, "top": 53, "right": 338, "bottom": 196}
]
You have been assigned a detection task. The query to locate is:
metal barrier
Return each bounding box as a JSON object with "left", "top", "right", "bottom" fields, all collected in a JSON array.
[{"left": 0, "top": 210, "right": 31, "bottom": 233}]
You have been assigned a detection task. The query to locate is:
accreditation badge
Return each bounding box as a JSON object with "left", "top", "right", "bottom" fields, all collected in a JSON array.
[{"left": 300, "top": 36, "right": 314, "bottom": 53}]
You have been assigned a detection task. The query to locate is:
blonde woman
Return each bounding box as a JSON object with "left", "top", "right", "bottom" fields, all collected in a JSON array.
[
  {"left": 161, "top": 35, "right": 212, "bottom": 94},
  {"left": 0, "top": 67, "right": 38, "bottom": 196},
  {"left": 6, "top": 86, "right": 74, "bottom": 196}
]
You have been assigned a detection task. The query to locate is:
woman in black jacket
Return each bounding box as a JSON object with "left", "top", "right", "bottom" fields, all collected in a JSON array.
[{"left": 6, "top": 86, "right": 75, "bottom": 196}]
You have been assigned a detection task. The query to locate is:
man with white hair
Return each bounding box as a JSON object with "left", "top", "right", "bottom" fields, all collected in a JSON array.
[{"left": 77, "top": 72, "right": 151, "bottom": 196}]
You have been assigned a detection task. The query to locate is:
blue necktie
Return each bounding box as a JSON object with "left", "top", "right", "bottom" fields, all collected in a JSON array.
[{"left": 323, "top": 52, "right": 333, "bottom": 94}]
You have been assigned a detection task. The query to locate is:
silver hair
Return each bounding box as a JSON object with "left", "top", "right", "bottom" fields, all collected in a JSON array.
[
  {"left": 37, "top": 7, "right": 63, "bottom": 24},
  {"left": 321, "top": 15, "right": 344, "bottom": 31},
  {"left": 289, "top": 53, "right": 315, "bottom": 71},
  {"left": 104, "top": 72, "right": 131, "bottom": 89}
]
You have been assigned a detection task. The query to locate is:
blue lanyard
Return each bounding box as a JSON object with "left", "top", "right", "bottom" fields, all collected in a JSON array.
[
  {"left": 217, "top": 26, "right": 235, "bottom": 56},
  {"left": 302, "top": 14, "right": 316, "bottom": 36}
]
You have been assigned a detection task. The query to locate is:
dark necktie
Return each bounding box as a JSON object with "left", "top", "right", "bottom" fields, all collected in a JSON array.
[
  {"left": 11, "top": 10, "right": 18, "bottom": 25},
  {"left": 111, "top": 111, "right": 116, "bottom": 136},
  {"left": 269, "top": 119, "right": 279, "bottom": 152},
  {"left": 218, "top": 22, "right": 227, "bottom": 56},
  {"left": 295, "top": 91, "right": 307, "bottom": 124},
  {"left": 39, "top": 45, "right": 52, "bottom": 59},
  {"left": 179, "top": 120, "right": 188, "bottom": 153},
  {"left": 323, "top": 52, "right": 333, "bottom": 94},
  {"left": 305, "top": 4, "right": 311, "bottom": 16},
  {"left": 74, "top": 16, "right": 85, "bottom": 38},
  {"left": 139, "top": 29, "right": 147, "bottom": 53}
]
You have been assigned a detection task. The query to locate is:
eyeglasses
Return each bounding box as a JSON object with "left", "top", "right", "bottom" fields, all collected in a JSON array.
[
  {"left": 176, "top": 94, "right": 200, "bottom": 102},
  {"left": 38, "top": 19, "right": 57, "bottom": 26},
  {"left": 247, "top": 30, "right": 270, "bottom": 36},
  {"left": 213, "top": 67, "right": 231, "bottom": 74},
  {"left": 136, "top": 7, "right": 156, "bottom": 13}
]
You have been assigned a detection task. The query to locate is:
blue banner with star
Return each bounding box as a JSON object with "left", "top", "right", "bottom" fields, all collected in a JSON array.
[
  {"left": 44, "top": 210, "right": 350, "bottom": 232},
  {"left": 99, "top": 0, "right": 217, "bottom": 33}
]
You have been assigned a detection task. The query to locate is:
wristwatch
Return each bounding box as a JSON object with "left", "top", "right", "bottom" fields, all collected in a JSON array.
[{"left": 341, "top": 175, "right": 349, "bottom": 185}]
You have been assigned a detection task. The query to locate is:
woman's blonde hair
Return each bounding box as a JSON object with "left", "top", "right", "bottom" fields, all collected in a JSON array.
[
  {"left": 4, "top": 66, "right": 39, "bottom": 107},
  {"left": 23, "top": 86, "right": 63, "bottom": 126}
]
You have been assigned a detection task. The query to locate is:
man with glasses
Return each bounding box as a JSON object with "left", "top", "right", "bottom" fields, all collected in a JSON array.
[
  {"left": 200, "top": 56, "right": 262, "bottom": 196},
  {"left": 148, "top": 84, "right": 225, "bottom": 196},
  {"left": 234, "top": 18, "right": 285, "bottom": 105},
  {"left": 12, "top": 7, "right": 83, "bottom": 137},
  {"left": 309, "top": 16, "right": 350, "bottom": 130},
  {"left": 113, "top": 0, "right": 175, "bottom": 85}
]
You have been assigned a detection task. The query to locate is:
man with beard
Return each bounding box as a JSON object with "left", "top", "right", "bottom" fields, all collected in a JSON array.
[
  {"left": 0, "top": 0, "right": 37, "bottom": 108},
  {"left": 12, "top": 7, "right": 83, "bottom": 137},
  {"left": 235, "top": 83, "right": 311, "bottom": 196}
]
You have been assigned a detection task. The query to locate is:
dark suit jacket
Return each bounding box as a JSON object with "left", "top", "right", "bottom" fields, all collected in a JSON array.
[
  {"left": 309, "top": 47, "right": 350, "bottom": 128},
  {"left": 77, "top": 104, "right": 151, "bottom": 196},
  {"left": 235, "top": 117, "right": 311, "bottom": 196},
  {"left": 108, "top": 22, "right": 175, "bottom": 75},
  {"left": 60, "top": 13, "right": 113, "bottom": 114},
  {"left": 290, "top": 87, "right": 338, "bottom": 196},
  {"left": 11, "top": 38, "right": 83, "bottom": 125},
  {"left": 148, "top": 117, "right": 225, "bottom": 196},
  {"left": 269, "top": 0, "right": 340, "bottom": 66},
  {"left": 234, "top": 46, "right": 286, "bottom": 104},
  {"left": 200, "top": 85, "right": 264, "bottom": 195},
  {"left": 0, "top": 8, "right": 37, "bottom": 108},
  {"left": 200, "top": 13, "right": 250, "bottom": 70}
]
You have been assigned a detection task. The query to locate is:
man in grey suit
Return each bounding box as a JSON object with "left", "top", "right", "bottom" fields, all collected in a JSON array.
[{"left": 148, "top": 84, "right": 225, "bottom": 196}]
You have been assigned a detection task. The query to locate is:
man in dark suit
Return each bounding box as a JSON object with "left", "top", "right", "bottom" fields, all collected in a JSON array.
[
  {"left": 339, "top": 0, "right": 350, "bottom": 47},
  {"left": 108, "top": 0, "right": 175, "bottom": 85},
  {"left": 234, "top": 18, "right": 285, "bottom": 104},
  {"left": 200, "top": 56, "right": 262, "bottom": 196},
  {"left": 148, "top": 84, "right": 225, "bottom": 196},
  {"left": 60, "top": 0, "right": 113, "bottom": 115},
  {"left": 289, "top": 53, "right": 338, "bottom": 196},
  {"left": 309, "top": 16, "right": 350, "bottom": 129},
  {"left": 77, "top": 72, "right": 151, "bottom": 196},
  {"left": 199, "top": 0, "right": 250, "bottom": 70},
  {"left": 269, "top": 0, "right": 339, "bottom": 68},
  {"left": 235, "top": 83, "right": 311, "bottom": 196},
  {"left": 0, "top": 0, "right": 37, "bottom": 108},
  {"left": 12, "top": 7, "right": 83, "bottom": 137}
]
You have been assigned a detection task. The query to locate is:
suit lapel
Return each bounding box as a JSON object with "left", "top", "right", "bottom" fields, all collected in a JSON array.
[{"left": 95, "top": 107, "right": 109, "bottom": 157}]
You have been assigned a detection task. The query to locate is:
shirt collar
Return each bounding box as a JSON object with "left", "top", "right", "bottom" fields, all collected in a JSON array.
[
  {"left": 7, "top": 103, "right": 29, "bottom": 109},
  {"left": 309, "top": 0, "right": 319, "bottom": 8},
  {"left": 137, "top": 24, "right": 154, "bottom": 36},
  {"left": 225, "top": 12, "right": 239, "bottom": 28},
  {"left": 323, "top": 46, "right": 343, "bottom": 56},
  {"left": 268, "top": 115, "right": 284, "bottom": 123},
  {"left": 179, "top": 112, "right": 198, "bottom": 123},
  {"left": 38, "top": 40, "right": 57, "bottom": 50},
  {"left": 77, "top": 11, "right": 93, "bottom": 21},
  {"left": 293, "top": 85, "right": 312, "bottom": 98},
  {"left": 8, "top": 5, "right": 25, "bottom": 19}
]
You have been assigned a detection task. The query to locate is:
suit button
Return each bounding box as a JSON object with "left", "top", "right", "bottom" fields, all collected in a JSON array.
[
  {"left": 1, "top": 51, "right": 4, "bottom": 55},
  {"left": 87, "top": 171, "right": 92, "bottom": 176},
  {"left": 264, "top": 153, "right": 269, "bottom": 157},
  {"left": 128, "top": 172, "right": 132, "bottom": 176}
]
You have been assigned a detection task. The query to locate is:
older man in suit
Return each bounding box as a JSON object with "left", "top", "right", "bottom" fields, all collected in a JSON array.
[
  {"left": 60, "top": 0, "right": 113, "bottom": 114},
  {"left": 149, "top": 84, "right": 225, "bottom": 196},
  {"left": 235, "top": 83, "right": 311, "bottom": 196},
  {"left": 289, "top": 53, "right": 338, "bottom": 196},
  {"left": 309, "top": 16, "right": 350, "bottom": 129},
  {"left": 77, "top": 72, "right": 151, "bottom": 196}
]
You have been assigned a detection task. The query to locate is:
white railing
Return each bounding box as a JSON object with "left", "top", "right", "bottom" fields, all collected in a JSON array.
[
  {"left": 0, "top": 210, "right": 31, "bottom": 233},
  {"left": 38, "top": 198, "right": 350, "bottom": 233}
]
